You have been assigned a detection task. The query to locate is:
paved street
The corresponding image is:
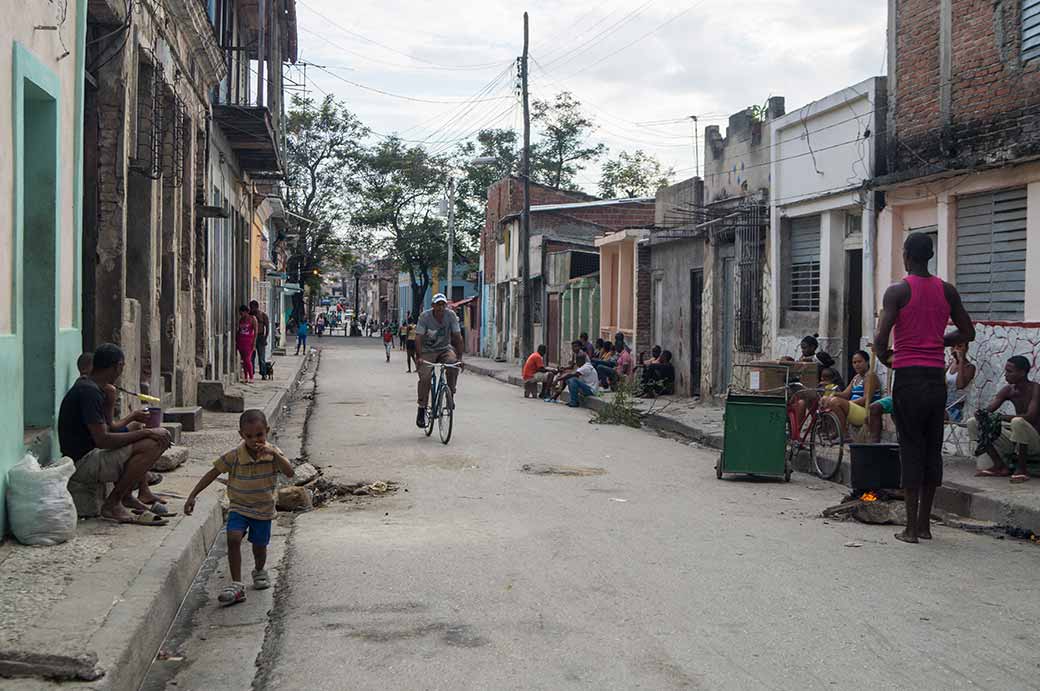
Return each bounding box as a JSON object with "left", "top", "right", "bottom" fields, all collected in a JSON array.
[{"left": 243, "top": 339, "right": 1039, "bottom": 690}]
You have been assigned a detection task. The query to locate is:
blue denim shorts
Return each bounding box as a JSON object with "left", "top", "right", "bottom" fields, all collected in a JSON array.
[{"left": 226, "top": 511, "right": 272, "bottom": 546}]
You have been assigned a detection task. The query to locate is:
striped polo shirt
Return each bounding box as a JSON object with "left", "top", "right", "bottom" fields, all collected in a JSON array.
[{"left": 214, "top": 443, "right": 282, "bottom": 520}]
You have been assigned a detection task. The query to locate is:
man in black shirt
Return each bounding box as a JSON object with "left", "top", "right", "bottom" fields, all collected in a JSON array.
[{"left": 58, "top": 343, "right": 171, "bottom": 524}]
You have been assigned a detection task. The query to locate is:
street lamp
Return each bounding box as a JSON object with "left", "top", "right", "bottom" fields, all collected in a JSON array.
[{"left": 444, "top": 156, "right": 498, "bottom": 307}]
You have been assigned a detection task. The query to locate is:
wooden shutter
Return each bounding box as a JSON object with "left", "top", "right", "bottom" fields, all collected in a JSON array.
[
  {"left": 1024, "top": 0, "right": 1040, "bottom": 63},
  {"left": 789, "top": 216, "right": 821, "bottom": 312},
  {"left": 955, "top": 187, "right": 1027, "bottom": 320}
]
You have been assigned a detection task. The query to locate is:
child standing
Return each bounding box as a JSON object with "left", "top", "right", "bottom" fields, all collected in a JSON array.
[
  {"left": 295, "top": 319, "right": 309, "bottom": 356},
  {"left": 184, "top": 409, "right": 294, "bottom": 606}
]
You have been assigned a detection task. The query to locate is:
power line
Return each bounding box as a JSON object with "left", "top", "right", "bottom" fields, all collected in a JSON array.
[
  {"left": 297, "top": 0, "right": 510, "bottom": 71},
  {"left": 540, "top": 0, "right": 656, "bottom": 69},
  {"left": 309, "top": 63, "right": 514, "bottom": 104},
  {"left": 533, "top": 5, "right": 624, "bottom": 63},
  {"left": 559, "top": 0, "right": 707, "bottom": 79}
]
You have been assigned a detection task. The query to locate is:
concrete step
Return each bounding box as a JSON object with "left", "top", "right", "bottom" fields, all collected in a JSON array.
[
  {"left": 197, "top": 380, "right": 245, "bottom": 413},
  {"left": 161, "top": 422, "right": 182, "bottom": 445},
  {"left": 163, "top": 406, "right": 203, "bottom": 432}
]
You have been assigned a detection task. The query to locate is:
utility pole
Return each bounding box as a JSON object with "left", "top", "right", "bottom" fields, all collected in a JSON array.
[
  {"left": 520, "top": 11, "right": 533, "bottom": 358},
  {"left": 690, "top": 115, "right": 699, "bottom": 178},
  {"left": 446, "top": 177, "right": 456, "bottom": 304}
]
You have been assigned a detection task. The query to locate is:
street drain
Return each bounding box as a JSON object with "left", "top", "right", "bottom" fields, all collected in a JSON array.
[{"left": 521, "top": 463, "right": 606, "bottom": 477}]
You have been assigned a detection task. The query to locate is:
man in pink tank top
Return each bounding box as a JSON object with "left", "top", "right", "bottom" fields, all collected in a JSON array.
[{"left": 874, "top": 233, "right": 975, "bottom": 544}]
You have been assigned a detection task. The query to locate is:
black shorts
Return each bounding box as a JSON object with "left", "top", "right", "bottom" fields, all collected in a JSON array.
[
  {"left": 891, "top": 367, "right": 946, "bottom": 488},
  {"left": 406, "top": 341, "right": 416, "bottom": 352}
]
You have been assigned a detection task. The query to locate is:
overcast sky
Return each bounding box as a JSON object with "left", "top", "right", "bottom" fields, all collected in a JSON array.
[{"left": 293, "top": 0, "right": 887, "bottom": 195}]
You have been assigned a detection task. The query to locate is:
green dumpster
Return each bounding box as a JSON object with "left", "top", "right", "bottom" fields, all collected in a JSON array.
[{"left": 716, "top": 393, "right": 791, "bottom": 482}]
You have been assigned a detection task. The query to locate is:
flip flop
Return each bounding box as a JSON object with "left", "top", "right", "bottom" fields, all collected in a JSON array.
[
  {"left": 975, "top": 468, "right": 1011, "bottom": 477},
  {"left": 133, "top": 504, "right": 178, "bottom": 517},
  {"left": 100, "top": 511, "right": 169, "bottom": 526},
  {"left": 1010, "top": 474, "right": 1031, "bottom": 484},
  {"left": 147, "top": 471, "right": 163, "bottom": 486}
]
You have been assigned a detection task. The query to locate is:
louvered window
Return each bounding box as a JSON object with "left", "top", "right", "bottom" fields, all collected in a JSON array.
[
  {"left": 789, "top": 216, "right": 821, "bottom": 312},
  {"left": 955, "top": 187, "right": 1027, "bottom": 320},
  {"left": 1024, "top": 0, "right": 1040, "bottom": 62}
]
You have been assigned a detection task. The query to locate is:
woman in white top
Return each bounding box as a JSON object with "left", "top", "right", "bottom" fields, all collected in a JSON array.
[{"left": 945, "top": 342, "right": 975, "bottom": 422}]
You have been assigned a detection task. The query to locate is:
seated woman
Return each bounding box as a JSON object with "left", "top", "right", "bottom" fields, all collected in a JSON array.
[
  {"left": 945, "top": 342, "right": 975, "bottom": 422},
  {"left": 822, "top": 350, "right": 882, "bottom": 432},
  {"left": 640, "top": 350, "right": 675, "bottom": 397},
  {"left": 789, "top": 365, "right": 843, "bottom": 435}
]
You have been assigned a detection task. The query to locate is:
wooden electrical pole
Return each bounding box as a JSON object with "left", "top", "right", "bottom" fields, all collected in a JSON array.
[{"left": 520, "top": 11, "right": 533, "bottom": 358}]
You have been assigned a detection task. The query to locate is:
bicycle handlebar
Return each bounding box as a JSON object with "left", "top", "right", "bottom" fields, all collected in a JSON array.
[{"left": 419, "top": 360, "right": 463, "bottom": 369}]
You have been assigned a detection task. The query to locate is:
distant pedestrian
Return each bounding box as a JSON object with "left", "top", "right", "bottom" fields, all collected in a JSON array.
[
  {"left": 874, "top": 232, "right": 974, "bottom": 544},
  {"left": 383, "top": 325, "right": 394, "bottom": 362},
  {"left": 295, "top": 320, "right": 309, "bottom": 356},
  {"left": 184, "top": 410, "right": 294, "bottom": 606},
  {"left": 236, "top": 305, "right": 258, "bottom": 383},
  {"left": 250, "top": 301, "right": 270, "bottom": 380},
  {"left": 405, "top": 320, "right": 417, "bottom": 373}
]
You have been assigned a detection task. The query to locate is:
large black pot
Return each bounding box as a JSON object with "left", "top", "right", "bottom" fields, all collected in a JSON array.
[{"left": 849, "top": 443, "right": 902, "bottom": 490}]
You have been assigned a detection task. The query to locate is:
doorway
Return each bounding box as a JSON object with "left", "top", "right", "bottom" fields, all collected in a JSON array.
[
  {"left": 845, "top": 249, "right": 863, "bottom": 377},
  {"left": 547, "top": 293, "right": 561, "bottom": 366},
  {"left": 689, "top": 269, "right": 703, "bottom": 396},
  {"left": 20, "top": 76, "right": 59, "bottom": 427},
  {"left": 718, "top": 247, "right": 736, "bottom": 392}
]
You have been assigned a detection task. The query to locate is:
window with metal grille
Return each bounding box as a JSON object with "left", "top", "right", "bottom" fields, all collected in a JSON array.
[
  {"left": 788, "top": 216, "right": 821, "bottom": 312},
  {"left": 1024, "top": 0, "right": 1040, "bottom": 62},
  {"left": 737, "top": 207, "right": 766, "bottom": 353},
  {"left": 955, "top": 187, "right": 1027, "bottom": 320}
]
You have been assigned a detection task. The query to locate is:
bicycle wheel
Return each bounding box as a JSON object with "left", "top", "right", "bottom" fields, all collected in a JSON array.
[
  {"left": 424, "top": 385, "right": 436, "bottom": 437},
  {"left": 437, "top": 385, "right": 454, "bottom": 444},
  {"left": 810, "top": 411, "right": 845, "bottom": 480}
]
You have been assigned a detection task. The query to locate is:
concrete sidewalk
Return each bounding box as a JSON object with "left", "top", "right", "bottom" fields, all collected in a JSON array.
[
  {"left": 0, "top": 349, "right": 315, "bottom": 690},
  {"left": 465, "top": 355, "right": 1040, "bottom": 535}
]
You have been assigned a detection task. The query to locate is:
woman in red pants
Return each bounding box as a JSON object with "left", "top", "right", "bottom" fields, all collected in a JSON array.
[{"left": 236, "top": 305, "right": 258, "bottom": 382}]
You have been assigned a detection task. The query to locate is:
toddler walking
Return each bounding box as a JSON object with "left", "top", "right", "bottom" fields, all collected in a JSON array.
[{"left": 184, "top": 409, "right": 294, "bottom": 605}]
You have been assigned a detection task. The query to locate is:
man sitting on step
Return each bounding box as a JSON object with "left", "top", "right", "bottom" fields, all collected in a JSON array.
[{"left": 58, "top": 343, "right": 173, "bottom": 525}]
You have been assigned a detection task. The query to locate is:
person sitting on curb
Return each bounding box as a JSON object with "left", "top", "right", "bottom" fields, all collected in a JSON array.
[
  {"left": 970, "top": 355, "right": 1040, "bottom": 483},
  {"left": 522, "top": 345, "right": 557, "bottom": 399},
  {"left": 184, "top": 409, "right": 294, "bottom": 606},
  {"left": 640, "top": 350, "right": 675, "bottom": 397},
  {"left": 551, "top": 353, "right": 600, "bottom": 407},
  {"left": 58, "top": 343, "right": 172, "bottom": 525},
  {"left": 545, "top": 341, "right": 585, "bottom": 401}
]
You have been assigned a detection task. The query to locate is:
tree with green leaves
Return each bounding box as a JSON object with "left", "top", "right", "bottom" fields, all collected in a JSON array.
[
  {"left": 530, "top": 91, "right": 607, "bottom": 190},
  {"left": 353, "top": 137, "right": 450, "bottom": 316},
  {"left": 451, "top": 128, "right": 520, "bottom": 255},
  {"left": 598, "top": 149, "right": 674, "bottom": 199},
  {"left": 284, "top": 94, "right": 368, "bottom": 316}
]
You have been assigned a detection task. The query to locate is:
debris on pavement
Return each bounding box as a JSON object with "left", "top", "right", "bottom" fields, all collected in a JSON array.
[
  {"left": 276, "top": 486, "right": 313, "bottom": 512},
  {"left": 520, "top": 463, "right": 606, "bottom": 477}
]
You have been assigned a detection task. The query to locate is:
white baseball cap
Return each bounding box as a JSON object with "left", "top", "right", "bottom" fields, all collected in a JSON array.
[{"left": 432, "top": 293, "right": 448, "bottom": 304}]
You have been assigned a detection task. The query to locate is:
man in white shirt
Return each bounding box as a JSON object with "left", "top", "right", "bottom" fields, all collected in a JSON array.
[{"left": 554, "top": 352, "right": 598, "bottom": 407}]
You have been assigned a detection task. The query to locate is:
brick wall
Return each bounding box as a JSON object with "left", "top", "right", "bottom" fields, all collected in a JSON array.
[
  {"left": 890, "top": 0, "right": 1040, "bottom": 175},
  {"left": 635, "top": 243, "right": 652, "bottom": 355},
  {"left": 483, "top": 178, "right": 597, "bottom": 283}
]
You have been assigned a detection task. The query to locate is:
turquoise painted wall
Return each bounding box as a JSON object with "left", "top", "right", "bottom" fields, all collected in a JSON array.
[{"left": 1, "top": 1, "right": 86, "bottom": 534}]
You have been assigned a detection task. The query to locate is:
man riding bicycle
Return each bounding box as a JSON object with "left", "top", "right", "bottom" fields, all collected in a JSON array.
[{"left": 415, "top": 293, "right": 464, "bottom": 428}]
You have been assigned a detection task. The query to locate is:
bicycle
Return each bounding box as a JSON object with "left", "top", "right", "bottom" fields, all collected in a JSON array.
[
  {"left": 786, "top": 382, "right": 845, "bottom": 479},
  {"left": 420, "top": 360, "right": 462, "bottom": 444}
]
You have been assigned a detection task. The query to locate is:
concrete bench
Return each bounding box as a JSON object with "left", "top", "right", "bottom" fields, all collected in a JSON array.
[{"left": 163, "top": 406, "right": 202, "bottom": 432}]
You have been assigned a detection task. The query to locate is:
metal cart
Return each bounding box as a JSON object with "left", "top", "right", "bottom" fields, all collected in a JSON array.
[{"left": 715, "top": 363, "right": 792, "bottom": 482}]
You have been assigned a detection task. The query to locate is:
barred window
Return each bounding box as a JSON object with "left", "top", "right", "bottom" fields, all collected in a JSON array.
[{"left": 788, "top": 216, "right": 821, "bottom": 312}]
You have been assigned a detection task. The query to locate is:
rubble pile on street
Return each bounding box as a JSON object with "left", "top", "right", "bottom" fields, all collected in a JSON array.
[{"left": 821, "top": 490, "right": 907, "bottom": 526}]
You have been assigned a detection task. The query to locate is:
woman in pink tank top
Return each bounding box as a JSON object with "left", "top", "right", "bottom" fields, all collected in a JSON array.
[{"left": 874, "top": 233, "right": 974, "bottom": 544}]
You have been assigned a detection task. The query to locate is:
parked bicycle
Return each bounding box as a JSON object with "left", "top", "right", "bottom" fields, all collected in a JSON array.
[
  {"left": 420, "top": 360, "right": 461, "bottom": 444},
  {"left": 786, "top": 381, "right": 845, "bottom": 479}
]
